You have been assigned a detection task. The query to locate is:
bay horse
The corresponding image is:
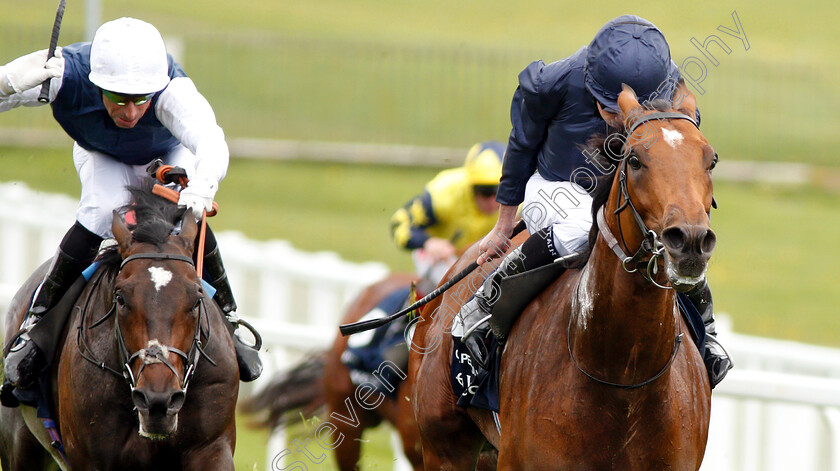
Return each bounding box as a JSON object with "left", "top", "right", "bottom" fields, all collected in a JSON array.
[
  {"left": 409, "top": 84, "right": 714, "bottom": 469},
  {"left": 242, "top": 272, "right": 425, "bottom": 470},
  {"left": 0, "top": 183, "right": 239, "bottom": 470}
]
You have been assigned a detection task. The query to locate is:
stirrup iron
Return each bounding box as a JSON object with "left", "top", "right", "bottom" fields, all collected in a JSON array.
[{"left": 462, "top": 314, "right": 492, "bottom": 341}]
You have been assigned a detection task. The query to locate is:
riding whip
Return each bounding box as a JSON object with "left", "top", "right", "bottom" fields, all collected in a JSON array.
[
  {"left": 339, "top": 261, "right": 479, "bottom": 337},
  {"left": 38, "top": 0, "right": 67, "bottom": 103}
]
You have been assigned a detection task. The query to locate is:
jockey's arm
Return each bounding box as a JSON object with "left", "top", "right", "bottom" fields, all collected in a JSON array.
[
  {"left": 390, "top": 191, "right": 437, "bottom": 250},
  {"left": 0, "top": 48, "right": 65, "bottom": 111},
  {"left": 477, "top": 204, "right": 518, "bottom": 265},
  {"left": 154, "top": 77, "right": 229, "bottom": 217}
]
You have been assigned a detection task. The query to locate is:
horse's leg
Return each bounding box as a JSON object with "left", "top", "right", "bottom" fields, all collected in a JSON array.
[
  {"left": 182, "top": 439, "right": 235, "bottom": 471},
  {"left": 413, "top": 336, "right": 486, "bottom": 469},
  {"left": 331, "top": 409, "right": 383, "bottom": 471},
  {"left": 0, "top": 407, "right": 60, "bottom": 471},
  {"left": 416, "top": 397, "right": 486, "bottom": 470},
  {"left": 392, "top": 383, "right": 423, "bottom": 470}
]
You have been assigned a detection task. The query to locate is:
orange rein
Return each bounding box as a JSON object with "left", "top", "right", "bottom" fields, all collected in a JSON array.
[{"left": 150, "top": 164, "right": 218, "bottom": 279}]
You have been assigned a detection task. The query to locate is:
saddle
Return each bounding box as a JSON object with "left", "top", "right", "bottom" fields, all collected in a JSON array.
[
  {"left": 1, "top": 272, "right": 89, "bottom": 409},
  {"left": 27, "top": 275, "right": 88, "bottom": 366},
  {"left": 489, "top": 254, "right": 582, "bottom": 341}
]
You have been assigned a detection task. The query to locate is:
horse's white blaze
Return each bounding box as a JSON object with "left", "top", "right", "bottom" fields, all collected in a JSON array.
[
  {"left": 148, "top": 266, "right": 172, "bottom": 291},
  {"left": 139, "top": 339, "right": 169, "bottom": 365},
  {"left": 572, "top": 264, "right": 594, "bottom": 329},
  {"left": 662, "top": 128, "right": 684, "bottom": 148}
]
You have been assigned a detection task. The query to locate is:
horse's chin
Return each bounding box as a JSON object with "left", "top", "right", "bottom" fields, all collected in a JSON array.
[
  {"left": 665, "top": 259, "right": 707, "bottom": 293},
  {"left": 137, "top": 412, "right": 178, "bottom": 440}
]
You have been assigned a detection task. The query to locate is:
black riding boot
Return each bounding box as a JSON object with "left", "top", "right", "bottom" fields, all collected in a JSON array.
[
  {"left": 461, "top": 227, "right": 561, "bottom": 370},
  {"left": 3, "top": 222, "right": 101, "bottom": 397},
  {"left": 200, "top": 231, "right": 263, "bottom": 382},
  {"left": 686, "top": 280, "right": 733, "bottom": 388}
]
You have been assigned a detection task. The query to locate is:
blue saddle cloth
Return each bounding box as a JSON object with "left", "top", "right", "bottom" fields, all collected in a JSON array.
[
  {"left": 450, "top": 292, "right": 706, "bottom": 413},
  {"left": 341, "top": 287, "right": 411, "bottom": 398}
]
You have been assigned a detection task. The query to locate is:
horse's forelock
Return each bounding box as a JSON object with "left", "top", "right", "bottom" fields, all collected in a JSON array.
[{"left": 120, "top": 180, "right": 187, "bottom": 248}]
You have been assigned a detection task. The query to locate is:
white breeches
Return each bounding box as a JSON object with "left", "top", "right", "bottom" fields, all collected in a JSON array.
[
  {"left": 519, "top": 173, "right": 594, "bottom": 256},
  {"left": 72, "top": 142, "right": 197, "bottom": 238}
]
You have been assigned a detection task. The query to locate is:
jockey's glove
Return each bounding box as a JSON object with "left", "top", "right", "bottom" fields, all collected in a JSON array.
[
  {"left": 0, "top": 49, "right": 64, "bottom": 96},
  {"left": 179, "top": 175, "right": 218, "bottom": 220}
]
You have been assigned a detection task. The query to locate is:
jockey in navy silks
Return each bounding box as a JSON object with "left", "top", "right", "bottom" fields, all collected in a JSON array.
[
  {"left": 458, "top": 15, "right": 732, "bottom": 388},
  {"left": 0, "top": 18, "right": 261, "bottom": 406}
]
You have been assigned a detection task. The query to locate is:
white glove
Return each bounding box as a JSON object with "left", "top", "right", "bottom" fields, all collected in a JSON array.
[
  {"left": 178, "top": 175, "right": 218, "bottom": 219},
  {"left": 0, "top": 48, "right": 64, "bottom": 95}
]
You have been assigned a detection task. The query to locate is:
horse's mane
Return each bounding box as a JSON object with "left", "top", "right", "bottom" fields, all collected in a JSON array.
[{"left": 98, "top": 179, "right": 187, "bottom": 268}]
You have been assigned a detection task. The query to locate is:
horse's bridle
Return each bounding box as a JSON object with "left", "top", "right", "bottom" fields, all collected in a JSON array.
[
  {"left": 79, "top": 253, "right": 216, "bottom": 394},
  {"left": 569, "top": 111, "right": 699, "bottom": 390},
  {"left": 599, "top": 111, "right": 699, "bottom": 289}
]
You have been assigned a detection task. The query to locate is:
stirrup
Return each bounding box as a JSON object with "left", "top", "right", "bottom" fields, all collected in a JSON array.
[
  {"left": 227, "top": 316, "right": 262, "bottom": 351},
  {"left": 463, "top": 318, "right": 492, "bottom": 371},
  {"left": 226, "top": 315, "right": 263, "bottom": 382},
  {"left": 4, "top": 334, "right": 45, "bottom": 389},
  {"left": 462, "top": 314, "right": 491, "bottom": 342}
]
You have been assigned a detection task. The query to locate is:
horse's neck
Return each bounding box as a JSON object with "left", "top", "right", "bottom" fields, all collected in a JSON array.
[{"left": 570, "top": 224, "right": 677, "bottom": 384}]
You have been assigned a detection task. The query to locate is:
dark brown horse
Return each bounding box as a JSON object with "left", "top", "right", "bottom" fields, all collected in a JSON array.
[
  {"left": 0, "top": 184, "right": 239, "bottom": 470},
  {"left": 242, "top": 272, "right": 425, "bottom": 470},
  {"left": 409, "top": 84, "right": 714, "bottom": 469}
]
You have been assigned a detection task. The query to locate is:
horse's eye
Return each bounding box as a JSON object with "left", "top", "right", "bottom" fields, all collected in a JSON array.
[
  {"left": 115, "top": 293, "right": 125, "bottom": 306},
  {"left": 628, "top": 154, "right": 642, "bottom": 170},
  {"left": 709, "top": 154, "right": 718, "bottom": 171}
]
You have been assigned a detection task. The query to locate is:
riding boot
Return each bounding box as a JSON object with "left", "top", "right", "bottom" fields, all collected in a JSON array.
[
  {"left": 3, "top": 222, "right": 101, "bottom": 393},
  {"left": 687, "top": 280, "right": 733, "bottom": 388},
  {"left": 201, "top": 239, "right": 263, "bottom": 382},
  {"left": 461, "top": 227, "right": 560, "bottom": 370}
]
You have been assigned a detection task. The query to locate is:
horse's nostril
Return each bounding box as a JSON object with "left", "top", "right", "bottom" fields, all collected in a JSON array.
[
  {"left": 132, "top": 389, "right": 149, "bottom": 411},
  {"left": 661, "top": 226, "right": 687, "bottom": 252},
  {"left": 135, "top": 390, "right": 181, "bottom": 415},
  {"left": 169, "top": 390, "right": 186, "bottom": 412},
  {"left": 700, "top": 229, "right": 717, "bottom": 254}
]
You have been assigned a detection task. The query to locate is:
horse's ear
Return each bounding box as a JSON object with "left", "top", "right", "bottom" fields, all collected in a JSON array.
[
  {"left": 596, "top": 101, "right": 622, "bottom": 128},
  {"left": 112, "top": 210, "right": 132, "bottom": 256},
  {"left": 617, "top": 84, "right": 641, "bottom": 117},
  {"left": 179, "top": 215, "right": 198, "bottom": 256},
  {"left": 672, "top": 79, "right": 697, "bottom": 118}
]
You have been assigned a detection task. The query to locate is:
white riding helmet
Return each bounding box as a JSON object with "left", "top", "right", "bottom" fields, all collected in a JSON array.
[{"left": 88, "top": 17, "right": 171, "bottom": 95}]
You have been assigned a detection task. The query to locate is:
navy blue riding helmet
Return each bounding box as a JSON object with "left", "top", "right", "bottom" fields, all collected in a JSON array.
[{"left": 584, "top": 15, "right": 675, "bottom": 112}]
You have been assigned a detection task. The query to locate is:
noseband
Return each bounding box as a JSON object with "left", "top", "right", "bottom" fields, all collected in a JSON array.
[{"left": 79, "top": 253, "right": 216, "bottom": 394}]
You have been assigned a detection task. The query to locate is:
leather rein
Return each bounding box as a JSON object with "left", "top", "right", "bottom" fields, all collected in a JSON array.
[{"left": 568, "top": 111, "right": 698, "bottom": 390}]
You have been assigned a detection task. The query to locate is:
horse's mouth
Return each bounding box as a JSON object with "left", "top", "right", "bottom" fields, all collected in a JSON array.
[
  {"left": 137, "top": 411, "right": 178, "bottom": 440},
  {"left": 664, "top": 256, "right": 707, "bottom": 292}
]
